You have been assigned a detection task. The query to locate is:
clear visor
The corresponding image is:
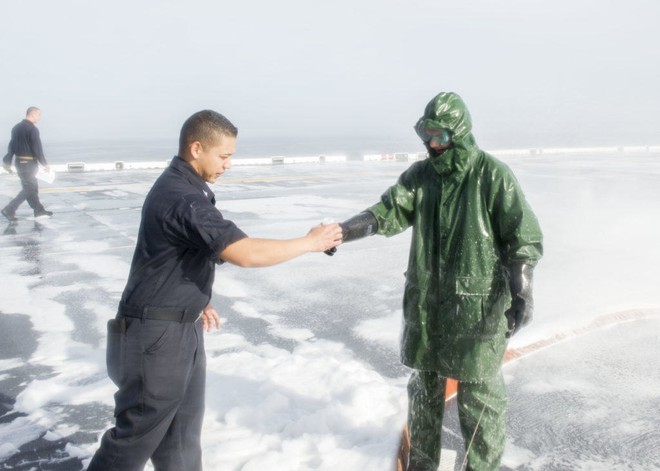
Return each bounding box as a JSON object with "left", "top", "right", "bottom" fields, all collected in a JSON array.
[{"left": 417, "top": 121, "right": 451, "bottom": 146}]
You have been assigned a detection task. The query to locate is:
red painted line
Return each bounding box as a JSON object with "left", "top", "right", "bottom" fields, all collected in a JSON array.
[{"left": 504, "top": 308, "right": 659, "bottom": 363}]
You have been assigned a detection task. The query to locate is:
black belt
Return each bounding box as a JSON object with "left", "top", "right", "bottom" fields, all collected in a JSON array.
[{"left": 118, "top": 302, "right": 200, "bottom": 322}]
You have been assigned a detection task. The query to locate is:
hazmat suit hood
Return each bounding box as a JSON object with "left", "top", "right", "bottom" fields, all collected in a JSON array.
[{"left": 414, "top": 92, "right": 479, "bottom": 175}]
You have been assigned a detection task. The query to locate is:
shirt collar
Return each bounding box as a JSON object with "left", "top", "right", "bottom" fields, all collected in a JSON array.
[{"left": 170, "top": 156, "right": 216, "bottom": 203}]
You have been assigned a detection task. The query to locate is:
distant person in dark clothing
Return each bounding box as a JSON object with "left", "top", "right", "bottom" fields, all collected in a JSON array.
[
  {"left": 2, "top": 106, "right": 53, "bottom": 221},
  {"left": 86, "top": 110, "right": 342, "bottom": 471}
]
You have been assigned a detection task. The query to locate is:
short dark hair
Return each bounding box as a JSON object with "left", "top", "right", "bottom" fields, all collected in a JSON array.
[{"left": 178, "top": 110, "right": 238, "bottom": 156}]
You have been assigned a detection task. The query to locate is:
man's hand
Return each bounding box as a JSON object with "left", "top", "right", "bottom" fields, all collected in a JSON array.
[
  {"left": 2, "top": 163, "right": 12, "bottom": 174},
  {"left": 504, "top": 297, "right": 532, "bottom": 338},
  {"left": 505, "top": 263, "right": 534, "bottom": 338},
  {"left": 201, "top": 304, "right": 221, "bottom": 333},
  {"left": 306, "top": 222, "right": 343, "bottom": 253},
  {"left": 323, "top": 212, "right": 378, "bottom": 256}
]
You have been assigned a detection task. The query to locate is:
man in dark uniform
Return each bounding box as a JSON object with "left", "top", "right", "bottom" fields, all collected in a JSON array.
[
  {"left": 86, "top": 110, "right": 342, "bottom": 471},
  {"left": 2, "top": 106, "right": 53, "bottom": 221}
]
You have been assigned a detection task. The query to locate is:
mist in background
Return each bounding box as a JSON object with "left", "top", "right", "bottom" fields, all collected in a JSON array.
[{"left": 1, "top": 0, "right": 659, "bottom": 155}]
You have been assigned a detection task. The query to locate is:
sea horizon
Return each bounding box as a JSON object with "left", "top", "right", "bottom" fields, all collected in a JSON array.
[
  {"left": 9, "top": 134, "right": 660, "bottom": 166},
  {"left": 34, "top": 135, "right": 425, "bottom": 164}
]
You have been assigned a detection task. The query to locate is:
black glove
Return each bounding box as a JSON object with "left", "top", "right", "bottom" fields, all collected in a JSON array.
[
  {"left": 504, "top": 263, "right": 534, "bottom": 338},
  {"left": 324, "top": 211, "right": 378, "bottom": 256}
]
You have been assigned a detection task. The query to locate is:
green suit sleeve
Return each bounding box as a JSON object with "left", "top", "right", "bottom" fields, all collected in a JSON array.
[
  {"left": 491, "top": 164, "right": 543, "bottom": 266},
  {"left": 367, "top": 168, "right": 417, "bottom": 237}
]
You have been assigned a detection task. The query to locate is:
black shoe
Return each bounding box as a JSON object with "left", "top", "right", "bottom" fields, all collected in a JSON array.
[
  {"left": 2, "top": 208, "right": 17, "bottom": 222},
  {"left": 34, "top": 209, "right": 53, "bottom": 218}
]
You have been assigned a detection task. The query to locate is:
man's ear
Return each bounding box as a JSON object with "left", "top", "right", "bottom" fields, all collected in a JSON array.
[{"left": 189, "top": 141, "right": 203, "bottom": 160}]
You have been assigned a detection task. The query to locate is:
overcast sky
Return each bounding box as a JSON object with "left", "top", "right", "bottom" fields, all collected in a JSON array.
[{"left": 1, "top": 0, "right": 659, "bottom": 151}]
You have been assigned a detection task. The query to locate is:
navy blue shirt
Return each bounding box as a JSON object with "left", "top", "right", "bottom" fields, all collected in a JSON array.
[
  {"left": 121, "top": 156, "right": 247, "bottom": 315},
  {"left": 3, "top": 119, "right": 47, "bottom": 166}
]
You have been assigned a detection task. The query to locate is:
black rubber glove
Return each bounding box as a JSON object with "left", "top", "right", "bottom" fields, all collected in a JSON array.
[
  {"left": 325, "top": 211, "right": 378, "bottom": 256},
  {"left": 505, "top": 263, "right": 534, "bottom": 338}
]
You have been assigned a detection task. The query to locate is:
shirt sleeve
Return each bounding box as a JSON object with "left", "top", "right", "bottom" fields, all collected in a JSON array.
[
  {"left": 163, "top": 194, "right": 247, "bottom": 262},
  {"left": 30, "top": 127, "right": 47, "bottom": 165}
]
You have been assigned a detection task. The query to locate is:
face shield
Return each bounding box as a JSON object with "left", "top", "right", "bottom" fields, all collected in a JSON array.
[{"left": 415, "top": 119, "right": 452, "bottom": 147}]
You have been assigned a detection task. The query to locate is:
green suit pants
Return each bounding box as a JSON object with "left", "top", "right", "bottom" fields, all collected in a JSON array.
[{"left": 407, "top": 370, "right": 507, "bottom": 471}]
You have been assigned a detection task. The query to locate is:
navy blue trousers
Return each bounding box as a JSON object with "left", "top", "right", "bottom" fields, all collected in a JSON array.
[
  {"left": 88, "top": 316, "right": 206, "bottom": 471},
  {"left": 5, "top": 161, "right": 46, "bottom": 214}
]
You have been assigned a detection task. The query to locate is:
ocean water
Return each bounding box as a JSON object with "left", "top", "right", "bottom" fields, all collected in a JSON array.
[{"left": 43, "top": 134, "right": 424, "bottom": 164}]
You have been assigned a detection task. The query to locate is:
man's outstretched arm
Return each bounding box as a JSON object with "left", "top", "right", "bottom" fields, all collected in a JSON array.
[{"left": 220, "top": 223, "right": 342, "bottom": 267}]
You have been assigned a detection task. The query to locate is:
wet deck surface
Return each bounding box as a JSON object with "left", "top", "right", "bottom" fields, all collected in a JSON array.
[{"left": 1, "top": 158, "right": 660, "bottom": 470}]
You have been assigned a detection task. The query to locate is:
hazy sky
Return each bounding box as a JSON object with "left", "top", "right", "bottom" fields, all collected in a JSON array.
[{"left": 1, "top": 0, "right": 659, "bottom": 150}]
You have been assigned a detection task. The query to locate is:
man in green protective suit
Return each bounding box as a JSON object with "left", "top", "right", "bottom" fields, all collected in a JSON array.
[{"left": 334, "top": 92, "right": 543, "bottom": 471}]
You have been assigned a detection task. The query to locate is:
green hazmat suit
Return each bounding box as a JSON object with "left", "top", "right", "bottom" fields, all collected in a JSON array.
[{"left": 365, "top": 92, "right": 543, "bottom": 470}]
